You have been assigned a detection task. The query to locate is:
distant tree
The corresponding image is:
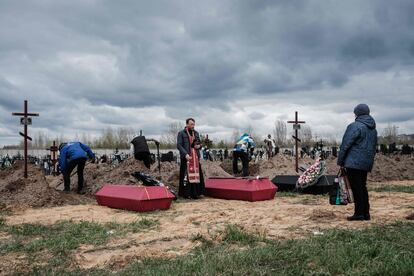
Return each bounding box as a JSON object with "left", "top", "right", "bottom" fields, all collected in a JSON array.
[
  {"left": 160, "top": 121, "right": 182, "bottom": 148},
  {"left": 216, "top": 140, "right": 227, "bottom": 149},
  {"left": 101, "top": 127, "right": 115, "bottom": 148},
  {"left": 231, "top": 129, "right": 240, "bottom": 143},
  {"left": 115, "top": 127, "right": 135, "bottom": 148},
  {"left": 382, "top": 124, "right": 398, "bottom": 144},
  {"left": 326, "top": 134, "right": 339, "bottom": 147},
  {"left": 273, "top": 120, "right": 287, "bottom": 146},
  {"left": 300, "top": 125, "right": 313, "bottom": 146}
]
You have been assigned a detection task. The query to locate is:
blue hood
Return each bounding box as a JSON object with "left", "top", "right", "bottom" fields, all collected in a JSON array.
[{"left": 356, "top": 114, "right": 376, "bottom": 129}]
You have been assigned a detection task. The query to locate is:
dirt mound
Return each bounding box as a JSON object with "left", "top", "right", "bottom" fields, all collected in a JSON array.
[
  {"left": 220, "top": 160, "right": 233, "bottom": 175},
  {"left": 254, "top": 154, "right": 414, "bottom": 182},
  {"left": 55, "top": 158, "right": 181, "bottom": 195},
  {"left": 369, "top": 155, "right": 414, "bottom": 182},
  {"left": 153, "top": 161, "right": 181, "bottom": 189},
  {"left": 85, "top": 158, "right": 149, "bottom": 194},
  {"left": 249, "top": 163, "right": 261, "bottom": 176},
  {"left": 202, "top": 161, "right": 232, "bottom": 178},
  {"left": 43, "top": 158, "right": 180, "bottom": 196},
  {"left": 258, "top": 155, "right": 313, "bottom": 177},
  {"left": 323, "top": 155, "right": 414, "bottom": 182},
  {"left": 0, "top": 162, "right": 90, "bottom": 210}
]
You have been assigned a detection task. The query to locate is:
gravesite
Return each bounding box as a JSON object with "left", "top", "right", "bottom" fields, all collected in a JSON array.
[{"left": 1, "top": 2, "right": 414, "bottom": 276}]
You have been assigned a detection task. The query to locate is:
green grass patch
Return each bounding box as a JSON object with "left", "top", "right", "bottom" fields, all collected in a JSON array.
[
  {"left": 3, "top": 219, "right": 414, "bottom": 275},
  {"left": 369, "top": 185, "right": 414, "bottom": 193},
  {"left": 221, "top": 224, "right": 266, "bottom": 246},
  {"left": 0, "top": 218, "right": 159, "bottom": 255},
  {"left": 0, "top": 209, "right": 13, "bottom": 216},
  {"left": 126, "top": 218, "right": 159, "bottom": 233},
  {"left": 117, "top": 222, "right": 414, "bottom": 275},
  {"left": 277, "top": 191, "right": 299, "bottom": 197}
]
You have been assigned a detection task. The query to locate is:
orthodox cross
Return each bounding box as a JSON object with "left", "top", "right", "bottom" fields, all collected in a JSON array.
[
  {"left": 12, "top": 100, "right": 39, "bottom": 178},
  {"left": 287, "top": 111, "right": 306, "bottom": 173}
]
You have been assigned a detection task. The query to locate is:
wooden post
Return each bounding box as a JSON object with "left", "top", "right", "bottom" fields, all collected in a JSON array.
[
  {"left": 287, "top": 111, "right": 306, "bottom": 173},
  {"left": 12, "top": 100, "right": 39, "bottom": 178},
  {"left": 48, "top": 140, "right": 59, "bottom": 175}
]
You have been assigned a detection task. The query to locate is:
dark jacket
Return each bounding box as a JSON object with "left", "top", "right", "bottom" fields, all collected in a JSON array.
[
  {"left": 177, "top": 128, "right": 201, "bottom": 160},
  {"left": 337, "top": 115, "right": 378, "bottom": 172},
  {"left": 59, "top": 142, "right": 95, "bottom": 173}
]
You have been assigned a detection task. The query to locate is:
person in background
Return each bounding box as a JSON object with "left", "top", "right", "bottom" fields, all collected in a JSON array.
[
  {"left": 59, "top": 142, "right": 95, "bottom": 194},
  {"left": 264, "top": 134, "right": 276, "bottom": 160},
  {"left": 43, "top": 158, "right": 50, "bottom": 175},
  {"left": 338, "top": 104, "right": 377, "bottom": 221},
  {"left": 232, "top": 133, "right": 255, "bottom": 177},
  {"left": 224, "top": 148, "right": 229, "bottom": 159}
]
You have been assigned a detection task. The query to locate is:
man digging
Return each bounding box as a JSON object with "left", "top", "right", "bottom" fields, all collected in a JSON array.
[
  {"left": 59, "top": 142, "right": 95, "bottom": 194},
  {"left": 232, "top": 133, "right": 255, "bottom": 177}
]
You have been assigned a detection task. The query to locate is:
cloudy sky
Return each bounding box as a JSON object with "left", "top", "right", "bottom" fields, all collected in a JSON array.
[{"left": 1, "top": 0, "right": 414, "bottom": 146}]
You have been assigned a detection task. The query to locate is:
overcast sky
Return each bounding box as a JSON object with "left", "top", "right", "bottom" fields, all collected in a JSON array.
[{"left": 1, "top": 0, "right": 414, "bottom": 146}]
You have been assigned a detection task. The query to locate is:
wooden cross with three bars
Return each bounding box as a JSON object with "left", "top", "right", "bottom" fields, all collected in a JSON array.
[
  {"left": 12, "top": 100, "right": 39, "bottom": 178},
  {"left": 287, "top": 111, "right": 306, "bottom": 173}
]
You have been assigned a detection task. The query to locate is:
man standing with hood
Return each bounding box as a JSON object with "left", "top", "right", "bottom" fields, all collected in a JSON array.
[
  {"left": 177, "top": 118, "right": 205, "bottom": 199},
  {"left": 338, "top": 104, "right": 377, "bottom": 221}
]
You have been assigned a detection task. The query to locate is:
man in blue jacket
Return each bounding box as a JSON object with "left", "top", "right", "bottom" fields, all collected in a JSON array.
[
  {"left": 59, "top": 142, "right": 95, "bottom": 194},
  {"left": 338, "top": 104, "right": 377, "bottom": 221}
]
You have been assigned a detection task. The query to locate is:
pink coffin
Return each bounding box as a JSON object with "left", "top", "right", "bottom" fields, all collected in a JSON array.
[
  {"left": 95, "top": 185, "right": 175, "bottom": 212},
  {"left": 205, "top": 177, "right": 278, "bottom": 202}
]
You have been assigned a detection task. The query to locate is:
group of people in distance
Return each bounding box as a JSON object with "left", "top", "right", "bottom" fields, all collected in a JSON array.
[{"left": 58, "top": 103, "right": 377, "bottom": 221}]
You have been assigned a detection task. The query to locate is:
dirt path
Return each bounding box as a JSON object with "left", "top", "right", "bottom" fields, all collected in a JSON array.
[{"left": 5, "top": 188, "right": 414, "bottom": 269}]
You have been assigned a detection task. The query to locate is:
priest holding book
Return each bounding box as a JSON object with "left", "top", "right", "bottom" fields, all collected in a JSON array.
[{"left": 177, "top": 118, "right": 205, "bottom": 199}]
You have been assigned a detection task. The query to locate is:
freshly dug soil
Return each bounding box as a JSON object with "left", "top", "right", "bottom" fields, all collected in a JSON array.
[
  {"left": 223, "top": 154, "right": 414, "bottom": 182},
  {"left": 0, "top": 161, "right": 91, "bottom": 210},
  {"left": 2, "top": 154, "right": 412, "bottom": 210},
  {"left": 53, "top": 158, "right": 181, "bottom": 195},
  {"left": 44, "top": 158, "right": 233, "bottom": 197},
  {"left": 201, "top": 160, "right": 232, "bottom": 178}
]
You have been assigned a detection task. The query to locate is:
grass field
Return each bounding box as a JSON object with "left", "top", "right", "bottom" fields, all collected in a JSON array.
[
  {"left": 1, "top": 218, "right": 413, "bottom": 275},
  {"left": 368, "top": 184, "right": 414, "bottom": 193}
]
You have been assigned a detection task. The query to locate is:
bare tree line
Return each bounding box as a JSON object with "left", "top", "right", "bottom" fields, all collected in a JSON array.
[
  {"left": 381, "top": 123, "right": 399, "bottom": 144},
  {"left": 19, "top": 128, "right": 138, "bottom": 150},
  {"left": 6, "top": 121, "right": 409, "bottom": 150}
]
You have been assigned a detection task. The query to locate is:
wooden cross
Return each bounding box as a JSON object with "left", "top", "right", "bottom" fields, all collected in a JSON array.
[
  {"left": 48, "top": 140, "right": 59, "bottom": 175},
  {"left": 12, "top": 100, "right": 39, "bottom": 178},
  {"left": 287, "top": 111, "right": 306, "bottom": 173}
]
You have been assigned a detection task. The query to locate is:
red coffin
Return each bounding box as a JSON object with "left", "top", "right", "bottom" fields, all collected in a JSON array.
[
  {"left": 95, "top": 185, "right": 175, "bottom": 212},
  {"left": 205, "top": 177, "right": 278, "bottom": 202}
]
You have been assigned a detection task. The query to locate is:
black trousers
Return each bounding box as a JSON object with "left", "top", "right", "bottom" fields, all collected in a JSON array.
[
  {"left": 179, "top": 158, "right": 205, "bottom": 199},
  {"left": 346, "top": 168, "right": 370, "bottom": 216},
  {"left": 233, "top": 151, "right": 249, "bottom": 177},
  {"left": 64, "top": 158, "right": 86, "bottom": 192},
  {"left": 266, "top": 148, "right": 272, "bottom": 160}
]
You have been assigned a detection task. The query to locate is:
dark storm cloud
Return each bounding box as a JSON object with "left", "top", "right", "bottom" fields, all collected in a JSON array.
[
  {"left": 0, "top": 0, "right": 414, "bottom": 145},
  {"left": 0, "top": 77, "right": 22, "bottom": 111}
]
